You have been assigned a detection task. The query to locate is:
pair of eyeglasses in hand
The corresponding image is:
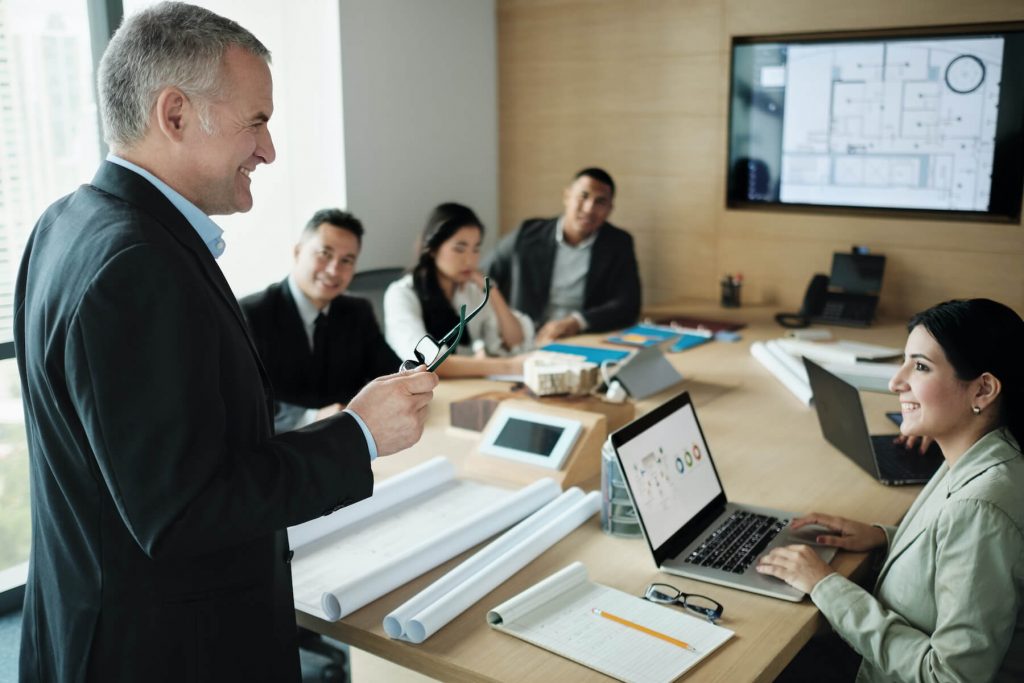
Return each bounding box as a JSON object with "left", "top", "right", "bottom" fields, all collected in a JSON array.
[
  {"left": 643, "top": 582, "right": 724, "bottom": 623},
  {"left": 399, "top": 277, "right": 492, "bottom": 373}
]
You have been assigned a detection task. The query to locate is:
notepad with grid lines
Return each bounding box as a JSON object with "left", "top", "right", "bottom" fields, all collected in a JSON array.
[{"left": 487, "top": 562, "right": 733, "bottom": 683}]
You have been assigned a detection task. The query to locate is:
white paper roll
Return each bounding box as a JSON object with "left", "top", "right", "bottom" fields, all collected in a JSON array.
[
  {"left": 287, "top": 456, "right": 455, "bottom": 551},
  {"left": 320, "top": 477, "right": 562, "bottom": 621},
  {"left": 382, "top": 488, "right": 585, "bottom": 638},
  {"left": 401, "top": 491, "right": 601, "bottom": 643},
  {"left": 750, "top": 341, "right": 813, "bottom": 406}
]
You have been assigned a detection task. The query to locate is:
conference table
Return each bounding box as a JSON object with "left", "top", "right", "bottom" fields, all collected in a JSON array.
[{"left": 296, "top": 304, "right": 922, "bottom": 682}]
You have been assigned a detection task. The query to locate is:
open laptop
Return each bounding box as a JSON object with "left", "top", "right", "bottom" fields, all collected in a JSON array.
[
  {"left": 611, "top": 391, "right": 836, "bottom": 602},
  {"left": 803, "top": 357, "right": 943, "bottom": 485}
]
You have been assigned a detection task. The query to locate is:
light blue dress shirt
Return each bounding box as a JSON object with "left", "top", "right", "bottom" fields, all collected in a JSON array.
[
  {"left": 105, "top": 155, "right": 377, "bottom": 459},
  {"left": 106, "top": 154, "right": 226, "bottom": 258}
]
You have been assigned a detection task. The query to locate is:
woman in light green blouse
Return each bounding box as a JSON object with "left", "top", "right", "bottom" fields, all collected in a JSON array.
[{"left": 758, "top": 298, "right": 1023, "bottom": 683}]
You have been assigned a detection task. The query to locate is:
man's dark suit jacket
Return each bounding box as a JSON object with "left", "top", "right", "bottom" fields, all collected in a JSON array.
[
  {"left": 485, "top": 217, "right": 641, "bottom": 332},
  {"left": 240, "top": 280, "right": 400, "bottom": 410},
  {"left": 14, "top": 161, "right": 373, "bottom": 683}
]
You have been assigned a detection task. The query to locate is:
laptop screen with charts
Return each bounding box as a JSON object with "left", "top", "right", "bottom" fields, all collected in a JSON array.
[
  {"left": 803, "top": 357, "right": 943, "bottom": 486},
  {"left": 611, "top": 391, "right": 836, "bottom": 602}
]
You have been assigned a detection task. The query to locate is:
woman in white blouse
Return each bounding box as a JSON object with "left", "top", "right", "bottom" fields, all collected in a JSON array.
[{"left": 384, "top": 203, "right": 534, "bottom": 378}]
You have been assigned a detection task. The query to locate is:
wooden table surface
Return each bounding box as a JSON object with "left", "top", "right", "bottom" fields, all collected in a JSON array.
[{"left": 296, "top": 304, "right": 919, "bottom": 682}]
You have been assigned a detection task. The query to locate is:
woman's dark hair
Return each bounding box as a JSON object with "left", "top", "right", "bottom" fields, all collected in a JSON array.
[
  {"left": 908, "top": 298, "right": 1024, "bottom": 445},
  {"left": 411, "top": 203, "right": 484, "bottom": 347}
]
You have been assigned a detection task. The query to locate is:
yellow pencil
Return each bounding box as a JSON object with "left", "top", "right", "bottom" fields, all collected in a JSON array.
[{"left": 592, "top": 608, "right": 698, "bottom": 653}]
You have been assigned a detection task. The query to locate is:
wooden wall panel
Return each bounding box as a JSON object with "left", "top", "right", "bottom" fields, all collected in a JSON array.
[{"left": 498, "top": 0, "right": 1024, "bottom": 317}]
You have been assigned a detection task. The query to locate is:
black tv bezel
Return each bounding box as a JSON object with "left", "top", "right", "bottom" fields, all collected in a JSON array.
[{"left": 726, "top": 22, "right": 1024, "bottom": 223}]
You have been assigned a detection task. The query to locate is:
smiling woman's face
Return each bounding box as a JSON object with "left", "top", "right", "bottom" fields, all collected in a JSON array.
[{"left": 889, "top": 325, "right": 974, "bottom": 441}]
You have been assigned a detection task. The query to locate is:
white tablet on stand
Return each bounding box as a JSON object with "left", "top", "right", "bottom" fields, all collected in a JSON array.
[{"left": 479, "top": 408, "right": 583, "bottom": 470}]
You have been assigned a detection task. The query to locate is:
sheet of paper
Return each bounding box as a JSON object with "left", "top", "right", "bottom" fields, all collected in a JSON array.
[
  {"left": 489, "top": 562, "right": 734, "bottom": 683},
  {"left": 824, "top": 361, "right": 899, "bottom": 393},
  {"left": 776, "top": 338, "right": 900, "bottom": 365}
]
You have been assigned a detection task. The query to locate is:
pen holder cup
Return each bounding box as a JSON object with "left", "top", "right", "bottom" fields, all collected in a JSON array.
[
  {"left": 600, "top": 439, "right": 642, "bottom": 537},
  {"left": 720, "top": 281, "right": 742, "bottom": 308}
]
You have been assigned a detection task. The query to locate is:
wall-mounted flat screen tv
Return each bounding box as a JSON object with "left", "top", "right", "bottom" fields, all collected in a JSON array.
[{"left": 727, "top": 25, "right": 1024, "bottom": 221}]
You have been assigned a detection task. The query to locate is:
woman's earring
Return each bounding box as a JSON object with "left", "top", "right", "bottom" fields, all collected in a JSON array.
[{"left": 972, "top": 406, "right": 982, "bottom": 415}]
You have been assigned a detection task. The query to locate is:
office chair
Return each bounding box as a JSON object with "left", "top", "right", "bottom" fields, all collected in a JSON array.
[
  {"left": 298, "top": 627, "right": 349, "bottom": 683},
  {"left": 346, "top": 267, "right": 404, "bottom": 329}
]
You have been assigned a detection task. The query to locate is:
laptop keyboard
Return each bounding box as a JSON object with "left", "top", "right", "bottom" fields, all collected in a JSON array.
[
  {"left": 684, "top": 511, "right": 788, "bottom": 574},
  {"left": 872, "top": 436, "right": 943, "bottom": 480}
]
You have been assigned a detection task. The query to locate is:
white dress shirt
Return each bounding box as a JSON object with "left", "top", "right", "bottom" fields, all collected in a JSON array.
[{"left": 383, "top": 274, "right": 534, "bottom": 361}]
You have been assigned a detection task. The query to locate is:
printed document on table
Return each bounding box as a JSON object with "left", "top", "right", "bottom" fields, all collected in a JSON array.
[{"left": 488, "top": 562, "right": 733, "bottom": 683}]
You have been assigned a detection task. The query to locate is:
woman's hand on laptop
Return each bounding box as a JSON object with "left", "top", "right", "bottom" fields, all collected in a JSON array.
[
  {"left": 893, "top": 433, "right": 935, "bottom": 455},
  {"left": 787, "top": 513, "right": 887, "bottom": 552},
  {"left": 757, "top": 513, "right": 887, "bottom": 593},
  {"left": 756, "top": 544, "right": 833, "bottom": 594}
]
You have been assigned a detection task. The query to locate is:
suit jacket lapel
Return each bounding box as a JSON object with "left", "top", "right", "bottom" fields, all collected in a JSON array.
[
  {"left": 276, "top": 279, "right": 315, "bottom": 360},
  {"left": 874, "top": 468, "right": 944, "bottom": 585},
  {"left": 90, "top": 162, "right": 272, "bottom": 389},
  {"left": 583, "top": 223, "right": 610, "bottom": 306},
  {"left": 875, "top": 430, "right": 1020, "bottom": 586},
  {"left": 534, "top": 220, "right": 557, "bottom": 316}
]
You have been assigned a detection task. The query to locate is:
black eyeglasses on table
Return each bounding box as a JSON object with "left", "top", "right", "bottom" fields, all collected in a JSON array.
[
  {"left": 643, "top": 582, "right": 724, "bottom": 623},
  {"left": 399, "top": 277, "right": 491, "bottom": 373}
]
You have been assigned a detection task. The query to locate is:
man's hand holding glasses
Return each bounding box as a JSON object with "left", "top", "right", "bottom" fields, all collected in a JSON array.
[
  {"left": 345, "top": 278, "right": 492, "bottom": 458},
  {"left": 399, "top": 277, "right": 492, "bottom": 373},
  {"left": 346, "top": 369, "right": 439, "bottom": 458}
]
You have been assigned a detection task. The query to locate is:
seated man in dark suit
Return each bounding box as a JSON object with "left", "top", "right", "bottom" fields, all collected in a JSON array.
[
  {"left": 241, "top": 208, "right": 401, "bottom": 432},
  {"left": 485, "top": 167, "right": 641, "bottom": 345}
]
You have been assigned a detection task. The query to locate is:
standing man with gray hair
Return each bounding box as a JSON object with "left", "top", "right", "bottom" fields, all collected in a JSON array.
[{"left": 14, "top": 3, "right": 437, "bottom": 681}]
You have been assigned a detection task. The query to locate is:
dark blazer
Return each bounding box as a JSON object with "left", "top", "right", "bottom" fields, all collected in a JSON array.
[
  {"left": 14, "top": 161, "right": 373, "bottom": 683},
  {"left": 485, "top": 217, "right": 641, "bottom": 332},
  {"left": 240, "top": 280, "right": 400, "bottom": 409}
]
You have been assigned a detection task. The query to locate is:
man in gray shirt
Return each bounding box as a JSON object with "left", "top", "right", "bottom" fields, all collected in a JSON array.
[{"left": 485, "top": 167, "right": 641, "bottom": 345}]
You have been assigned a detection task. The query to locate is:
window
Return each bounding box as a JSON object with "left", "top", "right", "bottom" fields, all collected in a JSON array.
[
  {"left": 121, "top": 0, "right": 346, "bottom": 298},
  {"left": 0, "top": 0, "right": 100, "bottom": 579},
  {"left": 0, "top": 0, "right": 347, "bottom": 588}
]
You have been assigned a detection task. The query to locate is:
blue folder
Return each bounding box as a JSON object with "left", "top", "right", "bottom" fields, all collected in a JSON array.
[
  {"left": 605, "top": 324, "right": 712, "bottom": 353},
  {"left": 605, "top": 324, "right": 679, "bottom": 348},
  {"left": 540, "top": 344, "right": 630, "bottom": 365},
  {"left": 670, "top": 333, "right": 712, "bottom": 352}
]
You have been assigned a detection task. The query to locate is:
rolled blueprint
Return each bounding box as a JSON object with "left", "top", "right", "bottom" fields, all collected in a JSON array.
[
  {"left": 390, "top": 490, "right": 602, "bottom": 643},
  {"left": 319, "top": 476, "right": 562, "bottom": 621},
  {"left": 287, "top": 456, "right": 455, "bottom": 551},
  {"left": 750, "top": 341, "right": 813, "bottom": 406},
  {"left": 382, "top": 488, "right": 585, "bottom": 639}
]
